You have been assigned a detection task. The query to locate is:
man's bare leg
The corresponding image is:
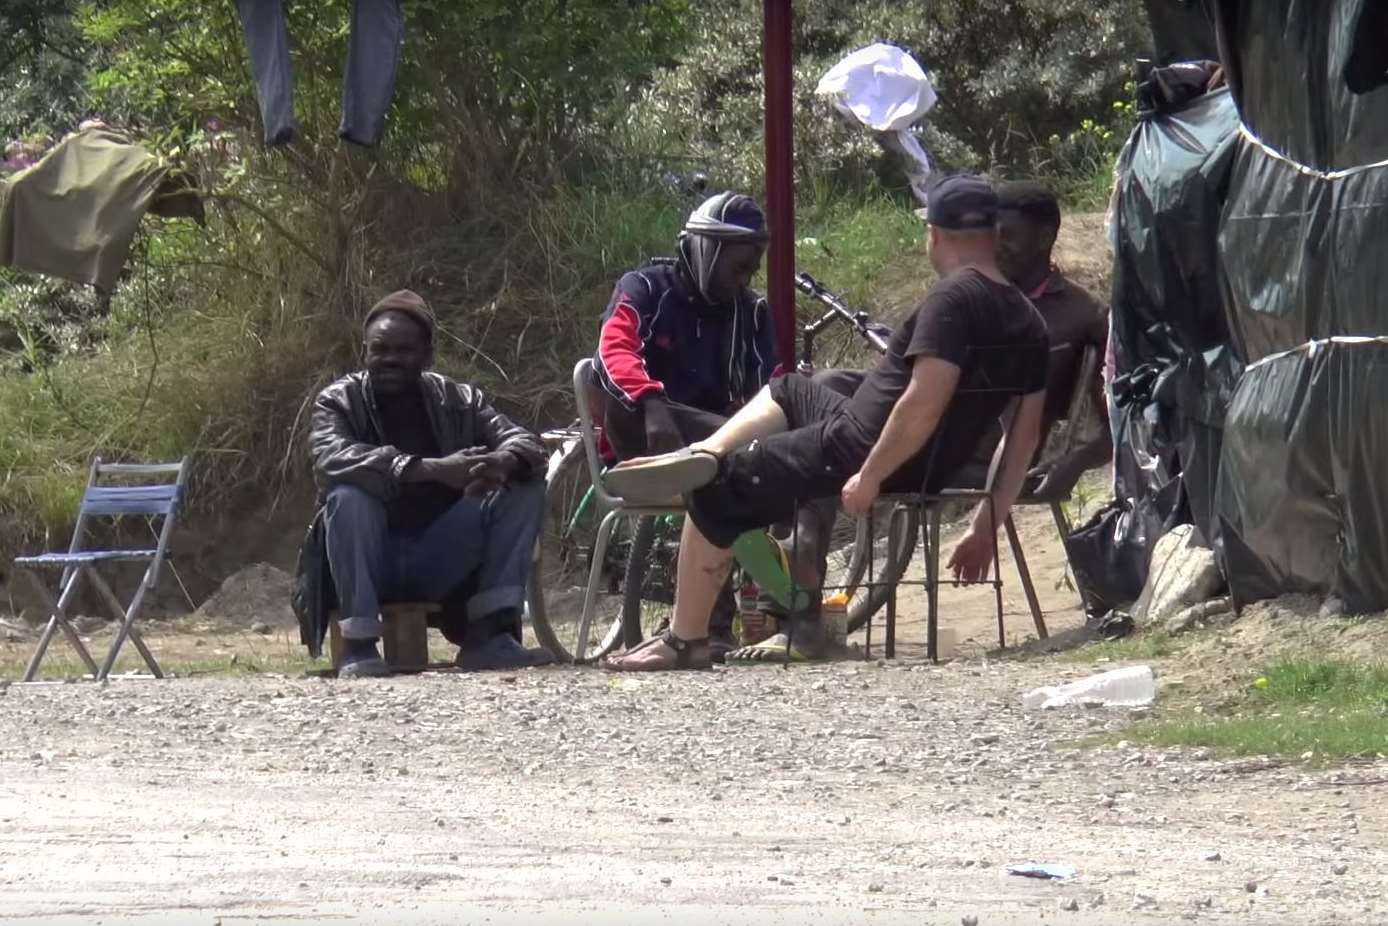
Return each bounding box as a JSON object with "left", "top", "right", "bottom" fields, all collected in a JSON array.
[
  {"left": 602, "top": 517, "right": 734, "bottom": 669},
  {"left": 619, "top": 385, "right": 789, "bottom": 467},
  {"left": 689, "top": 385, "right": 788, "bottom": 456},
  {"left": 670, "top": 517, "right": 735, "bottom": 640}
]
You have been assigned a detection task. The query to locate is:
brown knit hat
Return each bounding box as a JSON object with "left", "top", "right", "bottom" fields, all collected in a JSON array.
[{"left": 363, "top": 289, "right": 435, "bottom": 343}]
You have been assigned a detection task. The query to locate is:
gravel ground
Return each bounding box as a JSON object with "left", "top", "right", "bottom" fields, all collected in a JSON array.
[{"left": 2, "top": 655, "right": 1386, "bottom": 925}]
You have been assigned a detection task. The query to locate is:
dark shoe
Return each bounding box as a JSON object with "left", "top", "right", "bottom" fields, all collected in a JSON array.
[
  {"left": 782, "top": 613, "right": 829, "bottom": 660},
  {"left": 709, "top": 629, "right": 736, "bottom": 665},
  {"left": 1087, "top": 609, "right": 1134, "bottom": 640},
  {"left": 339, "top": 638, "right": 389, "bottom": 678},
  {"left": 455, "top": 633, "right": 554, "bottom": 671}
]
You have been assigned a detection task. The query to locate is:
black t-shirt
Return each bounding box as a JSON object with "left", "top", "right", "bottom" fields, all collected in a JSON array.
[
  {"left": 378, "top": 386, "right": 462, "bottom": 534},
  {"left": 830, "top": 268, "right": 1049, "bottom": 490}
]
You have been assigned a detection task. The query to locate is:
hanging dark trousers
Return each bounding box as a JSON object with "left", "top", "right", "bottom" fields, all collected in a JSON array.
[{"left": 235, "top": 0, "right": 404, "bottom": 147}]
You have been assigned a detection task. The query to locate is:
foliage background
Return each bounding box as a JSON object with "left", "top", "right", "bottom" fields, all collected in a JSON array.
[{"left": 0, "top": 0, "right": 1149, "bottom": 563}]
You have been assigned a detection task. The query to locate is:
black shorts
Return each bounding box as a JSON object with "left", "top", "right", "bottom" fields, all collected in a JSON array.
[{"left": 687, "top": 373, "right": 859, "bottom": 548}]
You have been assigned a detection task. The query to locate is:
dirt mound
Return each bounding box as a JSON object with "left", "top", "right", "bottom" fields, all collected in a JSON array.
[
  {"left": 1053, "top": 211, "right": 1112, "bottom": 299},
  {"left": 190, "top": 562, "right": 297, "bottom": 629},
  {"left": 1165, "top": 594, "right": 1388, "bottom": 702},
  {"left": 869, "top": 210, "right": 1113, "bottom": 327}
]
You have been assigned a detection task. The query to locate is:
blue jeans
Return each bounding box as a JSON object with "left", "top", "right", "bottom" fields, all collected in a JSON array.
[
  {"left": 324, "top": 481, "right": 545, "bottom": 640},
  {"left": 235, "top": 0, "right": 404, "bottom": 146}
]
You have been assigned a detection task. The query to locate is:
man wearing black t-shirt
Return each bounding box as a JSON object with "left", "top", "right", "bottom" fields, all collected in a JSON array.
[
  {"left": 601, "top": 175, "right": 1050, "bottom": 671},
  {"left": 303, "top": 290, "right": 552, "bottom": 677}
]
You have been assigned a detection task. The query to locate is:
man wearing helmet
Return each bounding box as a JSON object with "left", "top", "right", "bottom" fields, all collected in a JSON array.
[{"left": 592, "top": 191, "right": 780, "bottom": 661}]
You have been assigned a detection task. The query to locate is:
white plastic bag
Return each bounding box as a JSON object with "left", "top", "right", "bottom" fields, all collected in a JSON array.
[
  {"left": 815, "top": 43, "right": 937, "bottom": 132},
  {"left": 1022, "top": 665, "right": 1156, "bottom": 710},
  {"left": 816, "top": 43, "right": 937, "bottom": 203}
]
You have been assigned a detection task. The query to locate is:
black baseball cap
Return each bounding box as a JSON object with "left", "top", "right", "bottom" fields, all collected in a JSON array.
[{"left": 925, "top": 174, "right": 999, "bottom": 230}]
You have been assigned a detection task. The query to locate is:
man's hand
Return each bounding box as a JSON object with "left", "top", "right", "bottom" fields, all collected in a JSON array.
[
  {"left": 642, "top": 395, "right": 684, "bottom": 455},
  {"left": 947, "top": 526, "right": 994, "bottom": 583},
  {"left": 456, "top": 449, "right": 519, "bottom": 496},
  {"left": 411, "top": 446, "right": 517, "bottom": 495},
  {"left": 840, "top": 471, "right": 881, "bottom": 516},
  {"left": 1026, "top": 457, "right": 1081, "bottom": 502}
]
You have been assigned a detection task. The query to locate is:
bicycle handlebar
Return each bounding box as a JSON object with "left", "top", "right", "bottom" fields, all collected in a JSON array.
[{"left": 795, "top": 272, "right": 891, "bottom": 356}]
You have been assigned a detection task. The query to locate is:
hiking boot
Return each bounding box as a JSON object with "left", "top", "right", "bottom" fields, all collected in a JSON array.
[
  {"left": 338, "top": 638, "right": 390, "bottom": 678},
  {"left": 455, "top": 633, "right": 554, "bottom": 671}
]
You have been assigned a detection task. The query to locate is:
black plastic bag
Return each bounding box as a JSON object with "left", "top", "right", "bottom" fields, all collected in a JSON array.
[
  {"left": 1065, "top": 477, "right": 1183, "bottom": 616},
  {"left": 1215, "top": 337, "right": 1388, "bottom": 612}
]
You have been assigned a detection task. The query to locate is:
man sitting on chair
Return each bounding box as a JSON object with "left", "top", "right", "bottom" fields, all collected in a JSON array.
[
  {"left": 730, "top": 178, "right": 1114, "bottom": 662},
  {"left": 306, "top": 290, "right": 551, "bottom": 677},
  {"left": 592, "top": 191, "right": 778, "bottom": 661},
  {"left": 601, "top": 175, "right": 1050, "bottom": 670}
]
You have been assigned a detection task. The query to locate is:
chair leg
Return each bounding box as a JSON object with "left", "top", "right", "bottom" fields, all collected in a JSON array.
[
  {"left": 1050, "top": 500, "right": 1092, "bottom": 612},
  {"left": 88, "top": 569, "right": 163, "bottom": 679},
  {"left": 884, "top": 507, "right": 905, "bottom": 661},
  {"left": 1005, "top": 515, "right": 1048, "bottom": 640},
  {"left": 988, "top": 500, "right": 1005, "bottom": 649},
  {"left": 925, "top": 506, "right": 940, "bottom": 663},
  {"left": 1049, "top": 500, "right": 1071, "bottom": 538},
  {"left": 862, "top": 507, "right": 874, "bottom": 661},
  {"left": 21, "top": 566, "right": 98, "bottom": 681},
  {"left": 576, "top": 509, "right": 621, "bottom": 663}
]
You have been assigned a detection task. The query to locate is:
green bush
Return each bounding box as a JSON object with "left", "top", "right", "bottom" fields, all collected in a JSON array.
[{"left": 625, "top": 0, "right": 1148, "bottom": 194}]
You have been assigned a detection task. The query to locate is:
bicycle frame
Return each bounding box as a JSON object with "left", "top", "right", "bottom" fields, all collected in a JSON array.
[{"left": 794, "top": 271, "right": 891, "bottom": 374}]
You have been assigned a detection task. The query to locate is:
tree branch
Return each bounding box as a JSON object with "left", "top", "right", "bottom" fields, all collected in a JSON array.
[{"left": 210, "top": 193, "right": 333, "bottom": 276}]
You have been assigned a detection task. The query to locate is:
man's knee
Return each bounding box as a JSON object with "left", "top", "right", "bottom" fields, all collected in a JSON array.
[
  {"left": 811, "top": 368, "right": 865, "bottom": 399},
  {"left": 499, "top": 478, "right": 546, "bottom": 518},
  {"left": 324, "top": 485, "right": 386, "bottom": 527}
]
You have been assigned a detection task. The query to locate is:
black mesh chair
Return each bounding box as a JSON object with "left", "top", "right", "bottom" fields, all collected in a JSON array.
[{"left": 825, "top": 342, "right": 1055, "bottom": 661}]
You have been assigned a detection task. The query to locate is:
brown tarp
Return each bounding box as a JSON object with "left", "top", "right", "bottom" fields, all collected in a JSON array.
[{"left": 0, "top": 126, "right": 202, "bottom": 292}]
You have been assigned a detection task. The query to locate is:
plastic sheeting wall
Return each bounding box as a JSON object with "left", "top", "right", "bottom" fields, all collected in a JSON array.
[
  {"left": 1211, "top": 0, "right": 1388, "bottom": 173},
  {"left": 1109, "top": 85, "right": 1241, "bottom": 547},
  {"left": 1215, "top": 338, "right": 1388, "bottom": 612},
  {"left": 1218, "top": 137, "right": 1388, "bottom": 365}
]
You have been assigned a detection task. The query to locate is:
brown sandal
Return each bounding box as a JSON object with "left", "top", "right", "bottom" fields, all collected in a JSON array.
[{"left": 601, "top": 631, "right": 712, "bottom": 671}]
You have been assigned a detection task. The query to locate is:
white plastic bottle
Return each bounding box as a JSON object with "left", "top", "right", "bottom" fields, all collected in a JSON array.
[{"left": 1022, "top": 665, "right": 1156, "bottom": 710}]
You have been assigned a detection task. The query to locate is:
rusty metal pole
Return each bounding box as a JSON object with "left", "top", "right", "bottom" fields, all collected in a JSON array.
[{"left": 763, "top": 0, "right": 796, "bottom": 369}]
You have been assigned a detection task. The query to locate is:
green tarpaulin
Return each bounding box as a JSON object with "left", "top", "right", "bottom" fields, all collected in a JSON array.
[{"left": 0, "top": 126, "right": 201, "bottom": 292}]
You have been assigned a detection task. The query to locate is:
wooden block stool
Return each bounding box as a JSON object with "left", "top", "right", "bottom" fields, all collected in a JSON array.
[{"left": 328, "top": 602, "right": 440, "bottom": 673}]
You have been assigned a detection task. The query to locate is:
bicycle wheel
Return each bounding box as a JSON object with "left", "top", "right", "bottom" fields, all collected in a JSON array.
[
  {"left": 618, "top": 515, "right": 680, "bottom": 648},
  {"left": 840, "top": 502, "right": 920, "bottom": 634},
  {"left": 527, "top": 442, "right": 627, "bottom": 663}
]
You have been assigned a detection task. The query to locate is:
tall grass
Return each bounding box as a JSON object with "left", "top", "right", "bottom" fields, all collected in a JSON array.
[{"left": 0, "top": 179, "right": 927, "bottom": 555}]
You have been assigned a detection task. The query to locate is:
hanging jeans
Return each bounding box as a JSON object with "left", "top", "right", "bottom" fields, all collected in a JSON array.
[{"left": 235, "top": 0, "right": 404, "bottom": 147}]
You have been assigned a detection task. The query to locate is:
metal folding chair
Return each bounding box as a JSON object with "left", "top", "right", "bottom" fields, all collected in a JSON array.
[
  {"left": 842, "top": 343, "right": 1054, "bottom": 661},
  {"left": 877, "top": 343, "right": 1104, "bottom": 658},
  {"left": 569, "top": 359, "right": 685, "bottom": 661},
  {"left": 16, "top": 458, "right": 188, "bottom": 681}
]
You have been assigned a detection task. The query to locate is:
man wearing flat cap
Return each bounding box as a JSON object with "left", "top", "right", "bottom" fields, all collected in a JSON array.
[
  {"left": 297, "top": 289, "right": 552, "bottom": 676},
  {"left": 601, "top": 174, "right": 1051, "bottom": 671}
]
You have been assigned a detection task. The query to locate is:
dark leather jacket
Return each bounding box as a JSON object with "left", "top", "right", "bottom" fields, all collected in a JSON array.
[{"left": 292, "top": 371, "right": 546, "bottom": 655}]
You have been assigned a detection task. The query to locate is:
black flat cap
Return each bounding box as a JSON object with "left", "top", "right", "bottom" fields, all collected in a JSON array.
[{"left": 926, "top": 174, "right": 999, "bottom": 230}]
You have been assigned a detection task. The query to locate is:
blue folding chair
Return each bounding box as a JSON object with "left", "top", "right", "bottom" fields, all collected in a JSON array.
[{"left": 16, "top": 458, "right": 188, "bottom": 681}]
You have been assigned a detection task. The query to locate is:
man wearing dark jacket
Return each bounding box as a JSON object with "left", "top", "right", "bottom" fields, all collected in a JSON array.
[
  {"left": 594, "top": 191, "right": 777, "bottom": 458},
  {"left": 305, "top": 289, "right": 550, "bottom": 677},
  {"left": 592, "top": 191, "right": 779, "bottom": 660}
]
